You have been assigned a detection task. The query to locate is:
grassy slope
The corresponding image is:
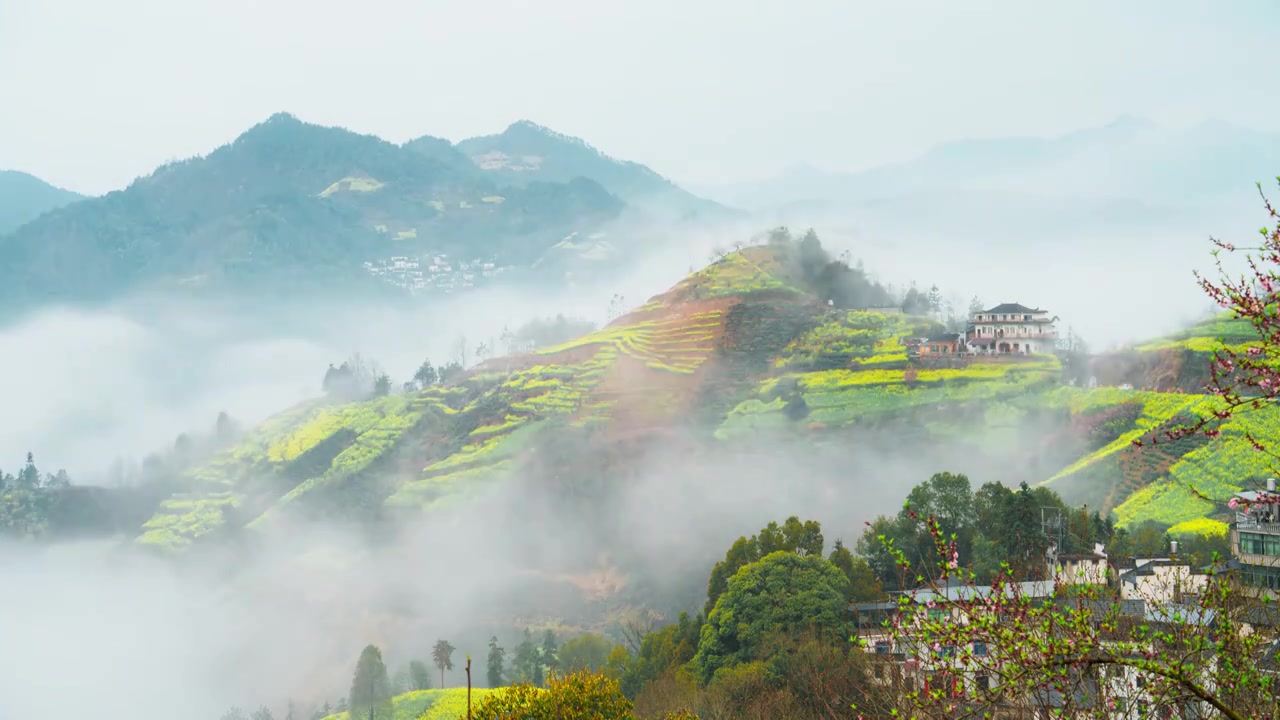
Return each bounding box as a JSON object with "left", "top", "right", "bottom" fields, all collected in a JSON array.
[{"left": 138, "top": 252, "right": 1273, "bottom": 550}]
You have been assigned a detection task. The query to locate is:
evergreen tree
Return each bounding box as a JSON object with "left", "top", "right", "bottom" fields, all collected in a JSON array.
[
  {"left": 17, "top": 452, "right": 39, "bottom": 490},
  {"left": 431, "top": 639, "right": 456, "bottom": 688},
  {"left": 250, "top": 707, "right": 275, "bottom": 720},
  {"left": 999, "top": 482, "right": 1050, "bottom": 578},
  {"left": 486, "top": 636, "right": 506, "bottom": 687},
  {"left": 348, "top": 645, "right": 392, "bottom": 720}
]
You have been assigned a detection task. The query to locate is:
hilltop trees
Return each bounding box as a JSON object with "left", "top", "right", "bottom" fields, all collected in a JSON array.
[
  {"left": 322, "top": 354, "right": 388, "bottom": 401},
  {"left": 431, "top": 639, "right": 456, "bottom": 688},
  {"left": 770, "top": 227, "right": 896, "bottom": 309},
  {"left": 0, "top": 452, "right": 71, "bottom": 539},
  {"left": 348, "top": 645, "right": 392, "bottom": 720}
]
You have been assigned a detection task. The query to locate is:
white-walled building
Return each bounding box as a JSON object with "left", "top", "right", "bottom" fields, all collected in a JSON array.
[{"left": 967, "top": 303, "right": 1059, "bottom": 355}]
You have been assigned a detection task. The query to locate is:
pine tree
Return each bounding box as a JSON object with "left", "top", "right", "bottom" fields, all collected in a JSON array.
[
  {"left": 486, "top": 636, "right": 506, "bottom": 687},
  {"left": 348, "top": 645, "right": 392, "bottom": 720}
]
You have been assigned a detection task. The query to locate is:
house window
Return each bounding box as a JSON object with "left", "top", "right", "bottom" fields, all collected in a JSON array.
[
  {"left": 973, "top": 641, "right": 987, "bottom": 656},
  {"left": 875, "top": 641, "right": 890, "bottom": 654},
  {"left": 1239, "top": 531, "right": 1280, "bottom": 557},
  {"left": 873, "top": 664, "right": 885, "bottom": 680},
  {"left": 976, "top": 675, "right": 990, "bottom": 692}
]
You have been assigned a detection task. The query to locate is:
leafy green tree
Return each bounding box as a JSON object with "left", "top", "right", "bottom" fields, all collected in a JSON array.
[
  {"left": 348, "top": 645, "right": 392, "bottom": 720},
  {"left": 540, "top": 629, "right": 560, "bottom": 683},
  {"left": 704, "top": 515, "right": 826, "bottom": 615},
  {"left": 431, "top": 639, "right": 455, "bottom": 688},
  {"left": 827, "top": 539, "right": 882, "bottom": 602},
  {"left": 692, "top": 550, "right": 850, "bottom": 684},
  {"left": 486, "top": 636, "right": 506, "bottom": 687},
  {"left": 250, "top": 707, "right": 275, "bottom": 720},
  {"left": 408, "top": 659, "right": 431, "bottom": 691},
  {"left": 220, "top": 707, "right": 249, "bottom": 720},
  {"left": 558, "top": 633, "right": 615, "bottom": 673},
  {"left": 618, "top": 612, "right": 703, "bottom": 698},
  {"left": 973, "top": 480, "right": 1011, "bottom": 529}
]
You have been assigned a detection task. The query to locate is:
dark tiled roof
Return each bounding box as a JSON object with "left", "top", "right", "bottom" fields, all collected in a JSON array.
[{"left": 983, "top": 302, "right": 1044, "bottom": 314}]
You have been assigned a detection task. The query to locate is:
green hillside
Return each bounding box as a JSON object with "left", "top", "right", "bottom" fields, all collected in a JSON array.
[
  {"left": 0, "top": 170, "right": 85, "bottom": 234},
  {"left": 0, "top": 113, "right": 622, "bottom": 311},
  {"left": 134, "top": 242, "right": 1270, "bottom": 558}
]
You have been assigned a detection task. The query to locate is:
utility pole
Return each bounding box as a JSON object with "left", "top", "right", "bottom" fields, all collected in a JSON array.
[{"left": 466, "top": 654, "right": 472, "bottom": 720}]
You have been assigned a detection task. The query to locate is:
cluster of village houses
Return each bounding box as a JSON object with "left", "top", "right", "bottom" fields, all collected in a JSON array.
[
  {"left": 361, "top": 253, "right": 506, "bottom": 295},
  {"left": 903, "top": 302, "right": 1062, "bottom": 359},
  {"left": 853, "top": 482, "right": 1280, "bottom": 718}
]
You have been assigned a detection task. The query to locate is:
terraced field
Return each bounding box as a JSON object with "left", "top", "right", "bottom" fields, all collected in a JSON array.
[{"left": 536, "top": 311, "right": 722, "bottom": 375}]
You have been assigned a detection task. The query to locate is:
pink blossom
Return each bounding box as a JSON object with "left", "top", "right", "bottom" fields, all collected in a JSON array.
[{"left": 1228, "top": 498, "right": 1239, "bottom": 509}]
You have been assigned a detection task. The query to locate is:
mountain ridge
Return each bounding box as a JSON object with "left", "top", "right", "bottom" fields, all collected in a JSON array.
[
  {"left": 0, "top": 113, "right": 626, "bottom": 316},
  {"left": 453, "top": 120, "right": 735, "bottom": 219},
  {"left": 0, "top": 170, "right": 86, "bottom": 235}
]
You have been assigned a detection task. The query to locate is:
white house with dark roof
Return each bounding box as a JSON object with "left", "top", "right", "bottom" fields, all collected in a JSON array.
[{"left": 967, "top": 303, "right": 1059, "bottom": 355}]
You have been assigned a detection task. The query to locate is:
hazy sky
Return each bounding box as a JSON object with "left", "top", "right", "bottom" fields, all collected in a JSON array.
[{"left": 1, "top": 0, "right": 1277, "bottom": 196}]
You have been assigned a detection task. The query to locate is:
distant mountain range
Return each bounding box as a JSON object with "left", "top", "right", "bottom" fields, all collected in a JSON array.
[
  {"left": 695, "top": 117, "right": 1280, "bottom": 215},
  {"left": 0, "top": 114, "right": 727, "bottom": 318},
  {"left": 0, "top": 170, "right": 84, "bottom": 235}
]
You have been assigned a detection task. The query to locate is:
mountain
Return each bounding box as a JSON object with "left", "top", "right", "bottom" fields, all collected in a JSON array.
[
  {"left": 0, "top": 170, "right": 85, "bottom": 235},
  {"left": 451, "top": 120, "right": 734, "bottom": 219},
  {"left": 0, "top": 113, "right": 623, "bottom": 314},
  {"left": 699, "top": 117, "right": 1280, "bottom": 213},
  {"left": 128, "top": 240, "right": 1264, "bottom": 593}
]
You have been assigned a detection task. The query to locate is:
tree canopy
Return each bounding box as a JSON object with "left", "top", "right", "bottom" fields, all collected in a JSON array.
[{"left": 692, "top": 550, "right": 850, "bottom": 684}]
